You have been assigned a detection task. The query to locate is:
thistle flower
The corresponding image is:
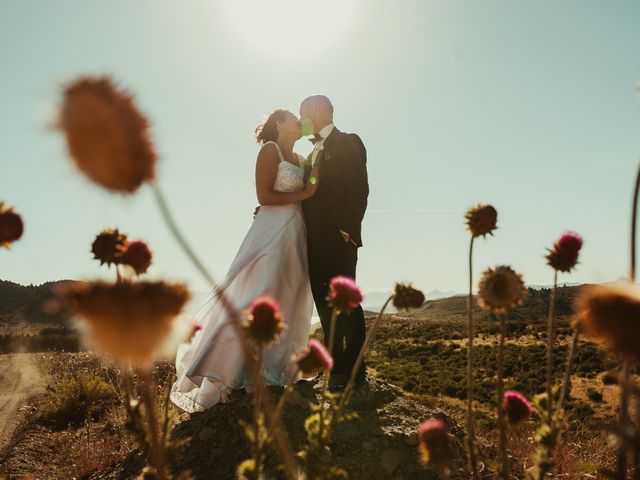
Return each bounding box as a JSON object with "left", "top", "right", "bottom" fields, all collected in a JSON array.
[
  {"left": 121, "top": 240, "right": 153, "bottom": 274},
  {"left": 477, "top": 265, "right": 527, "bottom": 314},
  {"left": 575, "top": 282, "right": 640, "bottom": 364},
  {"left": 0, "top": 203, "right": 24, "bottom": 249},
  {"left": 295, "top": 339, "right": 334, "bottom": 375},
  {"left": 58, "top": 280, "right": 190, "bottom": 369},
  {"left": 393, "top": 283, "right": 425, "bottom": 310},
  {"left": 326, "top": 276, "right": 363, "bottom": 312},
  {"left": 244, "top": 296, "right": 285, "bottom": 344},
  {"left": 465, "top": 204, "right": 497, "bottom": 238},
  {"left": 91, "top": 228, "right": 127, "bottom": 266},
  {"left": 58, "top": 76, "right": 157, "bottom": 194},
  {"left": 503, "top": 390, "right": 532, "bottom": 423},
  {"left": 417, "top": 418, "right": 453, "bottom": 468},
  {"left": 546, "top": 231, "right": 583, "bottom": 272}
]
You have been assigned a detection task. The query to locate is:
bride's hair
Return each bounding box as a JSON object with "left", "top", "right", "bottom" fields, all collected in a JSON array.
[{"left": 255, "top": 109, "right": 289, "bottom": 145}]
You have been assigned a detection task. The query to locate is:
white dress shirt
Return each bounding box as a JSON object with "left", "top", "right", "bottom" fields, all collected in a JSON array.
[{"left": 310, "top": 123, "right": 335, "bottom": 166}]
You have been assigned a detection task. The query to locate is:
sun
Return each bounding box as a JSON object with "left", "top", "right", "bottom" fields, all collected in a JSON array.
[{"left": 219, "top": 0, "right": 358, "bottom": 59}]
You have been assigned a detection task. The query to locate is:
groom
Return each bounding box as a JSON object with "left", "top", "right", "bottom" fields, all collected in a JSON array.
[{"left": 300, "top": 95, "right": 369, "bottom": 391}]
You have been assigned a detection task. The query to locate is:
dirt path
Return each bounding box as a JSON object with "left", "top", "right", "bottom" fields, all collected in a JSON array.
[{"left": 0, "top": 353, "right": 46, "bottom": 452}]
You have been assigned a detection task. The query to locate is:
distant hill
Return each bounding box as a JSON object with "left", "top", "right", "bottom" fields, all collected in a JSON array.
[{"left": 0, "top": 280, "right": 72, "bottom": 325}]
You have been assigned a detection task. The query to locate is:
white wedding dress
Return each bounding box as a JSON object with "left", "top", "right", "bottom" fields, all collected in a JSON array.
[{"left": 170, "top": 142, "right": 314, "bottom": 413}]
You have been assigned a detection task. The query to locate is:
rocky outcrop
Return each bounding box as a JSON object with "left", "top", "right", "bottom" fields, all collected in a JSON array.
[{"left": 97, "top": 378, "right": 466, "bottom": 479}]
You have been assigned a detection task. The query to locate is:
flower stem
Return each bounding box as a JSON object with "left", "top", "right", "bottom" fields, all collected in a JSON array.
[
  {"left": 497, "top": 312, "right": 508, "bottom": 479},
  {"left": 139, "top": 369, "right": 168, "bottom": 480},
  {"left": 466, "top": 236, "right": 479, "bottom": 480},
  {"left": 319, "top": 307, "right": 339, "bottom": 442},
  {"left": 557, "top": 330, "right": 579, "bottom": 413},
  {"left": 618, "top": 361, "right": 631, "bottom": 479},
  {"left": 267, "top": 366, "right": 300, "bottom": 441},
  {"left": 150, "top": 181, "right": 299, "bottom": 480},
  {"left": 631, "top": 160, "right": 640, "bottom": 282},
  {"left": 621, "top": 159, "right": 640, "bottom": 478},
  {"left": 340, "top": 295, "right": 393, "bottom": 410},
  {"left": 546, "top": 269, "right": 558, "bottom": 425},
  {"left": 253, "top": 345, "right": 265, "bottom": 479}
]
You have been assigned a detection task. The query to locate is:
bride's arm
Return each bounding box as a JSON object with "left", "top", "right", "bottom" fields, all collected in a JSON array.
[{"left": 255, "top": 144, "right": 317, "bottom": 206}]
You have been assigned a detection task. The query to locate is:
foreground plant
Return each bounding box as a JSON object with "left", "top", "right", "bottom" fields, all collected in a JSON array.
[
  {"left": 58, "top": 280, "right": 191, "bottom": 479},
  {"left": 0, "top": 202, "right": 24, "bottom": 249},
  {"left": 56, "top": 75, "right": 299, "bottom": 479},
  {"left": 91, "top": 229, "right": 153, "bottom": 279},
  {"left": 575, "top": 281, "right": 640, "bottom": 478},
  {"left": 238, "top": 297, "right": 286, "bottom": 480},
  {"left": 417, "top": 418, "right": 455, "bottom": 476},
  {"left": 292, "top": 276, "right": 363, "bottom": 478},
  {"left": 477, "top": 265, "right": 527, "bottom": 479},
  {"left": 464, "top": 203, "right": 498, "bottom": 479},
  {"left": 544, "top": 232, "right": 583, "bottom": 421},
  {"left": 503, "top": 391, "right": 532, "bottom": 424},
  {"left": 57, "top": 77, "right": 157, "bottom": 194},
  {"left": 527, "top": 231, "right": 583, "bottom": 479}
]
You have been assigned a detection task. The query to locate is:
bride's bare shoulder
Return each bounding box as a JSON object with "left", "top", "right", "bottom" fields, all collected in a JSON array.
[{"left": 256, "top": 142, "right": 279, "bottom": 164}]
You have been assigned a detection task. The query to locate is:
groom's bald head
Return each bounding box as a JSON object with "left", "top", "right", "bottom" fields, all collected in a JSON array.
[{"left": 300, "top": 95, "right": 334, "bottom": 133}]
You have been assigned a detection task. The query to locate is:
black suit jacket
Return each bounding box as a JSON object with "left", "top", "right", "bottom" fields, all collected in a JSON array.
[{"left": 302, "top": 128, "right": 369, "bottom": 247}]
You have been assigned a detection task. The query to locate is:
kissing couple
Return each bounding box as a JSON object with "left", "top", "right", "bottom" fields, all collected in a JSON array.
[{"left": 171, "top": 95, "right": 369, "bottom": 413}]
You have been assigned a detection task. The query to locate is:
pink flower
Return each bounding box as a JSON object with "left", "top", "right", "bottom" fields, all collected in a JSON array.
[
  {"left": 244, "top": 296, "right": 285, "bottom": 344},
  {"left": 295, "top": 339, "right": 334, "bottom": 375},
  {"left": 557, "top": 232, "right": 583, "bottom": 256},
  {"left": 503, "top": 390, "right": 532, "bottom": 423},
  {"left": 417, "top": 418, "right": 452, "bottom": 467},
  {"left": 546, "top": 231, "right": 583, "bottom": 273},
  {"left": 326, "top": 276, "right": 363, "bottom": 312},
  {"left": 121, "top": 240, "right": 153, "bottom": 274}
]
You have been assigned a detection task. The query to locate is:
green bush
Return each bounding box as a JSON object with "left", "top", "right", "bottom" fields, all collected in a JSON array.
[{"left": 39, "top": 374, "right": 117, "bottom": 429}]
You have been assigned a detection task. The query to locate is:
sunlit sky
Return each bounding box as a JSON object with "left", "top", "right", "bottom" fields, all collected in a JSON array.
[{"left": 1, "top": 1, "right": 639, "bottom": 296}]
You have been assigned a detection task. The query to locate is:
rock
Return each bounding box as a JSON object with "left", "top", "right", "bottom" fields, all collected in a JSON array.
[{"left": 92, "top": 378, "right": 465, "bottom": 479}]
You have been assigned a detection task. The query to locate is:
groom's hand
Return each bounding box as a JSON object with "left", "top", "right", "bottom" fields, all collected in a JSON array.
[{"left": 253, "top": 206, "right": 261, "bottom": 218}]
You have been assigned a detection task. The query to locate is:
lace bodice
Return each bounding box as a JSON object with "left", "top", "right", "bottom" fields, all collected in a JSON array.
[{"left": 264, "top": 141, "right": 305, "bottom": 193}]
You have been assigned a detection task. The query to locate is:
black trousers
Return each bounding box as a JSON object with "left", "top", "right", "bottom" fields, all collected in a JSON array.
[{"left": 307, "top": 229, "right": 366, "bottom": 380}]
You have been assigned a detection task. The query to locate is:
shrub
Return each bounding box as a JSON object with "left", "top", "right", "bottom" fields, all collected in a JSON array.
[{"left": 39, "top": 374, "right": 117, "bottom": 429}]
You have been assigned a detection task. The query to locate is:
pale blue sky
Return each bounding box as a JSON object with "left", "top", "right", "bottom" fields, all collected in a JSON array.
[{"left": 1, "top": 1, "right": 639, "bottom": 295}]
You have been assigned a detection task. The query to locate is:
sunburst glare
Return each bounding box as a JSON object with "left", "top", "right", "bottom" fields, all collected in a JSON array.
[{"left": 219, "top": 0, "right": 358, "bottom": 59}]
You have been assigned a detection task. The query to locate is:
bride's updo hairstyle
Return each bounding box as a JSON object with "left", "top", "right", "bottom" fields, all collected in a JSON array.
[{"left": 255, "top": 109, "right": 289, "bottom": 146}]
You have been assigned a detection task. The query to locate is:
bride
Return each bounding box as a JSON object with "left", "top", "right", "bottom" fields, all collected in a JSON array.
[{"left": 170, "top": 109, "right": 319, "bottom": 413}]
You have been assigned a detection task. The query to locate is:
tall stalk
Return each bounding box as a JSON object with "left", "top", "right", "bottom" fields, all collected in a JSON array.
[
  {"left": 139, "top": 369, "right": 168, "bottom": 480},
  {"left": 620, "top": 161, "right": 640, "bottom": 479},
  {"left": 557, "top": 330, "right": 580, "bottom": 413},
  {"left": 466, "top": 236, "right": 479, "bottom": 480},
  {"left": 546, "top": 269, "right": 558, "bottom": 424},
  {"left": 318, "top": 308, "right": 338, "bottom": 442},
  {"left": 497, "top": 313, "right": 508, "bottom": 479}
]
